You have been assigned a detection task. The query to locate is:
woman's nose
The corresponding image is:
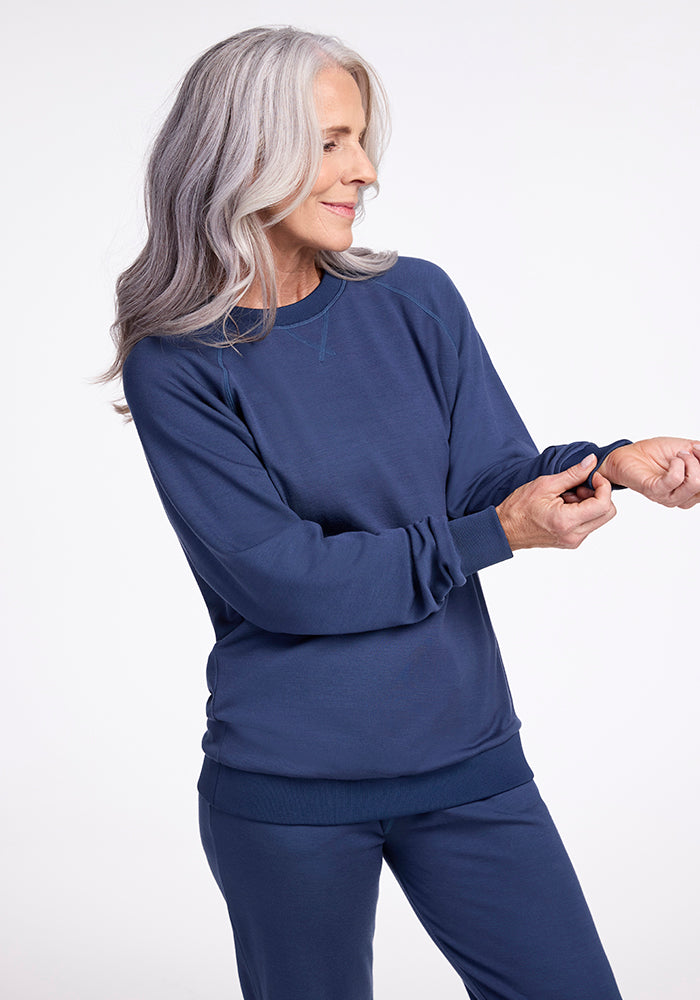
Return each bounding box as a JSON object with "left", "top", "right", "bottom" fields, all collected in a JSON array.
[{"left": 345, "top": 144, "right": 377, "bottom": 187}]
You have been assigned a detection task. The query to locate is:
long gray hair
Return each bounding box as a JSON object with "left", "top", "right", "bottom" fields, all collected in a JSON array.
[{"left": 104, "top": 26, "right": 396, "bottom": 406}]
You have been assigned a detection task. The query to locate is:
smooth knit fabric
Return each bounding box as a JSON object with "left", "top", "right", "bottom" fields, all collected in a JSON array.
[
  {"left": 199, "top": 781, "right": 623, "bottom": 1000},
  {"left": 123, "top": 257, "right": 629, "bottom": 823}
]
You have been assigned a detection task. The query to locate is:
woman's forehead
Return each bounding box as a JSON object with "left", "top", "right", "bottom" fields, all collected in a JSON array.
[{"left": 314, "top": 66, "right": 366, "bottom": 128}]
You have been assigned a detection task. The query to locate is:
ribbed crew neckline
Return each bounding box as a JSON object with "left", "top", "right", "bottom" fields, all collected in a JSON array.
[{"left": 232, "top": 270, "right": 345, "bottom": 328}]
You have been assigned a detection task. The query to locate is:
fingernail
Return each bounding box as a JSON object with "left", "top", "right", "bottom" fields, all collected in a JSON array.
[
  {"left": 679, "top": 450, "right": 691, "bottom": 456},
  {"left": 581, "top": 454, "right": 597, "bottom": 469}
]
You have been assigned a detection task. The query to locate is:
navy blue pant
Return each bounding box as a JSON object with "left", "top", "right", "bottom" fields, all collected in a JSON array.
[{"left": 199, "top": 780, "right": 622, "bottom": 999}]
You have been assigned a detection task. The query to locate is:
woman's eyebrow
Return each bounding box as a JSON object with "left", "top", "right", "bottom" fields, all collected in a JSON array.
[{"left": 322, "top": 124, "right": 368, "bottom": 136}]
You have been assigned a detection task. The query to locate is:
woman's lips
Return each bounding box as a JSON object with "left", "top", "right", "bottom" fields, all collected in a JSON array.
[{"left": 321, "top": 202, "right": 356, "bottom": 219}]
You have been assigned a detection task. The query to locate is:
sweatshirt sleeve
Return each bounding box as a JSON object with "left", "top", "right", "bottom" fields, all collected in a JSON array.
[
  {"left": 122, "top": 337, "right": 512, "bottom": 637},
  {"left": 437, "top": 269, "right": 630, "bottom": 517}
]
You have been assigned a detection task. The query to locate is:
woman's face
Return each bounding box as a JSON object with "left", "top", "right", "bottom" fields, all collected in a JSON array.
[{"left": 267, "top": 66, "right": 377, "bottom": 265}]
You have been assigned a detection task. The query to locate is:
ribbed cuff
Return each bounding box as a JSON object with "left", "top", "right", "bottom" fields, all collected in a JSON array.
[
  {"left": 447, "top": 506, "right": 513, "bottom": 577},
  {"left": 585, "top": 439, "right": 633, "bottom": 490}
]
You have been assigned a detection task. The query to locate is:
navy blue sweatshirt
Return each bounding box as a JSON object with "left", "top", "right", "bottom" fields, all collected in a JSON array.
[{"left": 123, "top": 257, "right": 628, "bottom": 823}]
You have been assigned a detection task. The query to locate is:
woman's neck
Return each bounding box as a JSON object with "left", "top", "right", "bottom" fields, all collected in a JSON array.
[{"left": 238, "top": 251, "right": 322, "bottom": 309}]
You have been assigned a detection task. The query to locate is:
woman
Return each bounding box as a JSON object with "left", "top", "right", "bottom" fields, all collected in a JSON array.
[{"left": 107, "top": 26, "right": 699, "bottom": 1000}]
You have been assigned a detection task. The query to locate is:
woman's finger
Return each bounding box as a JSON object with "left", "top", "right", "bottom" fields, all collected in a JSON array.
[
  {"left": 560, "top": 486, "right": 596, "bottom": 504},
  {"left": 570, "top": 500, "right": 618, "bottom": 539},
  {"left": 668, "top": 450, "right": 700, "bottom": 506},
  {"left": 650, "top": 455, "right": 686, "bottom": 502}
]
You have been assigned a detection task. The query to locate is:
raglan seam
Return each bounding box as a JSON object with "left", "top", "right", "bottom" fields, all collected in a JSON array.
[
  {"left": 374, "top": 279, "right": 459, "bottom": 353},
  {"left": 217, "top": 347, "right": 236, "bottom": 410}
]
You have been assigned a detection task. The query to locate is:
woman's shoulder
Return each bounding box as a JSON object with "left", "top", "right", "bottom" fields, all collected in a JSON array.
[
  {"left": 125, "top": 332, "right": 216, "bottom": 371},
  {"left": 366, "top": 256, "right": 468, "bottom": 329},
  {"left": 122, "top": 333, "right": 220, "bottom": 406},
  {"left": 375, "top": 255, "right": 455, "bottom": 292}
]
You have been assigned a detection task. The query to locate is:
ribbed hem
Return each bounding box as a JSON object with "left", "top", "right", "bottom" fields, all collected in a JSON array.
[
  {"left": 448, "top": 506, "right": 513, "bottom": 577},
  {"left": 197, "top": 733, "right": 533, "bottom": 825}
]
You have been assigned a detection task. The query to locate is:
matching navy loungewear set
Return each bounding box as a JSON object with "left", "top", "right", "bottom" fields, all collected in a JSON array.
[{"left": 124, "top": 257, "right": 627, "bottom": 999}]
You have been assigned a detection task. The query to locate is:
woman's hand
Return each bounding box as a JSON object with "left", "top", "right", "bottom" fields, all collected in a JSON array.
[
  {"left": 598, "top": 438, "right": 700, "bottom": 509},
  {"left": 496, "top": 455, "right": 617, "bottom": 551}
]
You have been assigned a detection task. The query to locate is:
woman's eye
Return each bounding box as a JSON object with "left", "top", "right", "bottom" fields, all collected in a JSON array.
[{"left": 323, "top": 140, "right": 339, "bottom": 152}]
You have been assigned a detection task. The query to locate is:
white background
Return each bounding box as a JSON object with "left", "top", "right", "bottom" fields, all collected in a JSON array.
[{"left": 3, "top": 1, "right": 699, "bottom": 997}]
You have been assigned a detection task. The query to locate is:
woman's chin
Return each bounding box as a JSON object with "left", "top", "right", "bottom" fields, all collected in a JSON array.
[{"left": 322, "top": 235, "right": 355, "bottom": 254}]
